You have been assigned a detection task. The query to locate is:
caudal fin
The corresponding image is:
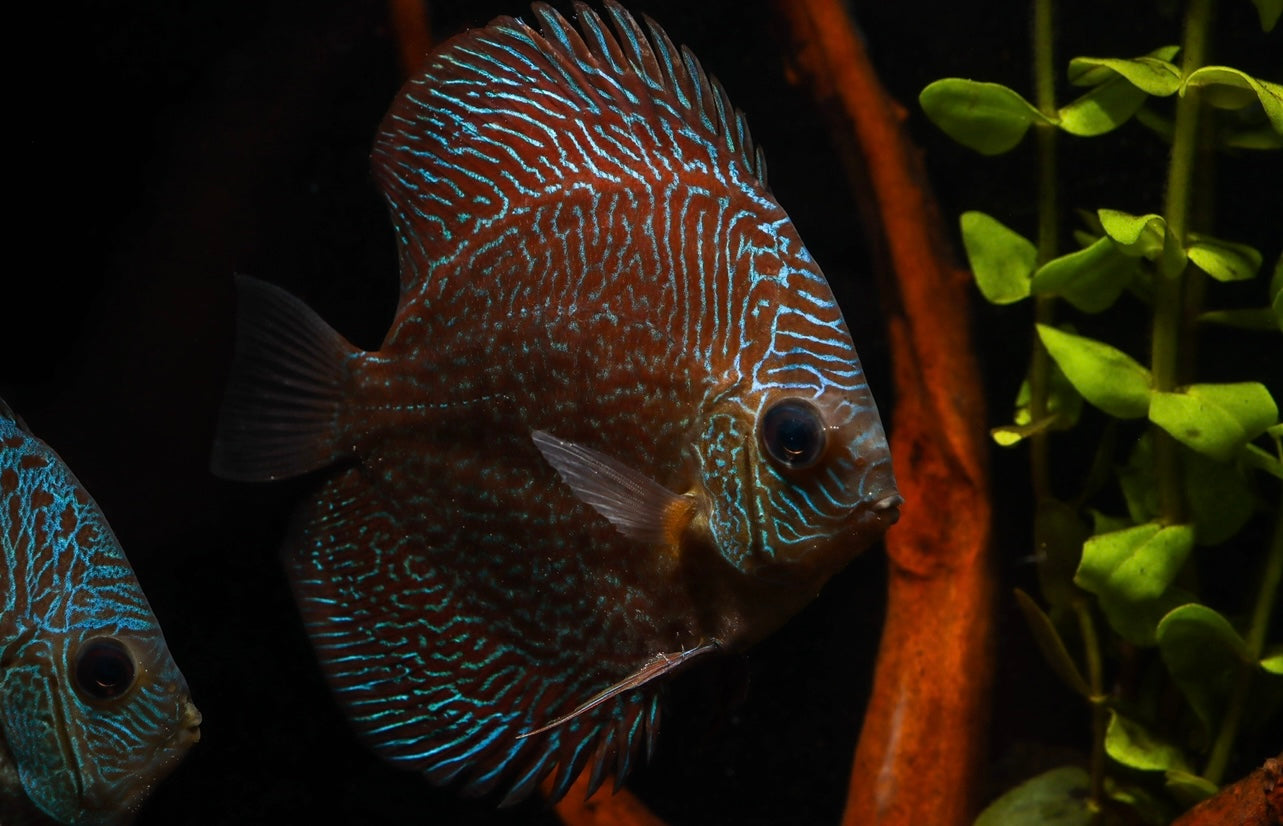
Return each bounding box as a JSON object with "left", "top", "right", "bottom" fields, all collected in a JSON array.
[{"left": 210, "top": 275, "right": 359, "bottom": 482}]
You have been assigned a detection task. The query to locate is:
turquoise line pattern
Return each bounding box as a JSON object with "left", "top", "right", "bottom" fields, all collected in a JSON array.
[
  {"left": 232, "top": 0, "right": 898, "bottom": 804},
  {"left": 1, "top": 400, "right": 198, "bottom": 824}
]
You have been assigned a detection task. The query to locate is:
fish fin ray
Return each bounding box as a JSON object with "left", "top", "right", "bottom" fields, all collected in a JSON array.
[
  {"left": 530, "top": 430, "right": 690, "bottom": 544},
  {"left": 210, "top": 275, "right": 358, "bottom": 482},
  {"left": 519, "top": 642, "right": 719, "bottom": 739}
]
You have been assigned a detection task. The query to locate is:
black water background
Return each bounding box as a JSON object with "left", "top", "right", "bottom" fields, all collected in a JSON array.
[{"left": 3, "top": 1, "right": 1279, "bottom": 824}]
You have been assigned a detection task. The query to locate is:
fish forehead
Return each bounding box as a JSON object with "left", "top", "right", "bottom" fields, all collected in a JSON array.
[
  {"left": 1, "top": 418, "right": 159, "bottom": 637},
  {"left": 2, "top": 412, "right": 196, "bottom": 823}
]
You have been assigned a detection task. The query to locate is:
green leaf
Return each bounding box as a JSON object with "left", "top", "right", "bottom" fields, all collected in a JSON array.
[
  {"left": 960, "top": 211, "right": 1037, "bottom": 304},
  {"left": 1076, "top": 522, "right": 1194, "bottom": 646},
  {"left": 1262, "top": 648, "right": 1283, "bottom": 675},
  {"left": 1183, "top": 447, "right": 1256, "bottom": 545},
  {"left": 1251, "top": 0, "right": 1283, "bottom": 31},
  {"left": 1116, "top": 433, "right": 1254, "bottom": 544},
  {"left": 1015, "top": 589, "right": 1092, "bottom": 699},
  {"left": 1097, "top": 208, "right": 1186, "bottom": 277},
  {"left": 1149, "top": 382, "right": 1279, "bottom": 461},
  {"left": 1197, "top": 308, "right": 1279, "bottom": 331},
  {"left": 1077, "top": 522, "right": 1194, "bottom": 603},
  {"left": 1057, "top": 76, "right": 1150, "bottom": 136},
  {"left": 1105, "top": 710, "right": 1193, "bottom": 773},
  {"left": 992, "top": 420, "right": 1051, "bottom": 446},
  {"left": 1037, "top": 325, "right": 1152, "bottom": 418},
  {"left": 974, "top": 766, "right": 1092, "bottom": 826},
  {"left": 1186, "top": 234, "right": 1263, "bottom": 282},
  {"left": 1219, "top": 124, "right": 1283, "bottom": 150},
  {"left": 1098, "top": 210, "right": 1166, "bottom": 257},
  {"left": 1031, "top": 236, "right": 1137, "bottom": 312},
  {"left": 1164, "top": 770, "right": 1219, "bottom": 806},
  {"left": 1183, "top": 67, "right": 1283, "bottom": 135},
  {"left": 1067, "top": 47, "right": 1182, "bottom": 95},
  {"left": 1157, "top": 604, "right": 1250, "bottom": 734},
  {"left": 1103, "top": 587, "right": 1195, "bottom": 647},
  {"left": 920, "top": 80, "right": 1052, "bottom": 155},
  {"left": 1105, "top": 781, "right": 1171, "bottom": 824}
]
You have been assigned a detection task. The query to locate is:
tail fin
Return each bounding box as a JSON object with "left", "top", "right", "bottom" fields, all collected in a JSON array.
[{"left": 210, "top": 275, "right": 360, "bottom": 482}]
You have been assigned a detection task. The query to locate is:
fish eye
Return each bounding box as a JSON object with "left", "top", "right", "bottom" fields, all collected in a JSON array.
[
  {"left": 760, "top": 398, "right": 827, "bottom": 470},
  {"left": 74, "top": 638, "right": 137, "bottom": 702}
]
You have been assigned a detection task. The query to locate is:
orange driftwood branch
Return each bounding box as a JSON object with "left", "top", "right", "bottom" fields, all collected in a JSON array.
[
  {"left": 777, "top": 2, "right": 995, "bottom": 826},
  {"left": 388, "top": 0, "right": 433, "bottom": 77},
  {"left": 549, "top": 773, "right": 671, "bottom": 826},
  {"left": 1170, "top": 754, "right": 1283, "bottom": 826}
]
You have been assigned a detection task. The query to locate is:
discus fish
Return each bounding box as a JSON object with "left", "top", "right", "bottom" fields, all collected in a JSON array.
[
  {"left": 211, "top": 0, "right": 899, "bottom": 803},
  {"left": 0, "top": 399, "right": 201, "bottom": 825}
]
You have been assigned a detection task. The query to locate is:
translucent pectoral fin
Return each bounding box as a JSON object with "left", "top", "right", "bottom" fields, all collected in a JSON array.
[
  {"left": 531, "top": 430, "right": 695, "bottom": 544},
  {"left": 519, "top": 641, "right": 721, "bottom": 740}
]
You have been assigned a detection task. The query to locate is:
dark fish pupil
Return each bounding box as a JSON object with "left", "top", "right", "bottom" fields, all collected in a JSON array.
[
  {"left": 761, "top": 399, "right": 826, "bottom": 469},
  {"left": 75, "top": 638, "right": 136, "bottom": 701}
]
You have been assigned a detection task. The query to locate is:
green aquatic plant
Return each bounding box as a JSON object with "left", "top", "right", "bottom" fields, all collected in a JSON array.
[{"left": 920, "top": 0, "right": 1282, "bottom": 823}]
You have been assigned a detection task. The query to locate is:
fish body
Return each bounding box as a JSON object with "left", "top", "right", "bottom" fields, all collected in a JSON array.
[
  {"left": 212, "top": 0, "right": 898, "bottom": 803},
  {"left": 0, "top": 399, "right": 201, "bottom": 825}
]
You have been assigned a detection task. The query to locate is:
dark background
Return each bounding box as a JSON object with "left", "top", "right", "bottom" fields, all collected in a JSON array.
[{"left": 3, "top": 1, "right": 1278, "bottom": 824}]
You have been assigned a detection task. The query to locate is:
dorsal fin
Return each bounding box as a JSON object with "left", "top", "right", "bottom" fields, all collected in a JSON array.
[
  {"left": 0, "top": 396, "right": 33, "bottom": 435},
  {"left": 373, "top": 1, "right": 769, "bottom": 290}
]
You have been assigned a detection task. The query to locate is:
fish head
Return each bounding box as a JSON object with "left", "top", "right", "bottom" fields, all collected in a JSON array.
[
  {"left": 1, "top": 624, "right": 201, "bottom": 825},
  {"left": 689, "top": 212, "right": 899, "bottom": 599}
]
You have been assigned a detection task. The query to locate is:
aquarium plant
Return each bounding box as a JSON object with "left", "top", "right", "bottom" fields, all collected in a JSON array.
[{"left": 919, "top": 0, "right": 1282, "bottom": 822}]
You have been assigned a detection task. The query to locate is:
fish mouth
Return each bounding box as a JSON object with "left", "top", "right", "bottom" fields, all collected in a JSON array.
[
  {"left": 872, "top": 492, "right": 904, "bottom": 525},
  {"left": 115, "top": 699, "right": 203, "bottom": 816},
  {"left": 180, "top": 699, "right": 204, "bottom": 743}
]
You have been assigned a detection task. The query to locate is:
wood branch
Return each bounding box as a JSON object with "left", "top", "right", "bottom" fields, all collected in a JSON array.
[
  {"left": 775, "top": 2, "right": 995, "bottom": 825},
  {"left": 547, "top": 774, "right": 669, "bottom": 826},
  {"left": 1171, "top": 754, "right": 1283, "bottom": 826},
  {"left": 388, "top": 0, "right": 432, "bottom": 77}
]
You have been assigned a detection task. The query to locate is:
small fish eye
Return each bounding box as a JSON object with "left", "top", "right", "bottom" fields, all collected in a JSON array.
[
  {"left": 759, "top": 398, "right": 827, "bottom": 470},
  {"left": 74, "top": 638, "right": 137, "bottom": 702}
]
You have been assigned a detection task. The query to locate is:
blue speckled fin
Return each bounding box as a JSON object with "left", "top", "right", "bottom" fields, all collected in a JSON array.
[
  {"left": 287, "top": 465, "right": 668, "bottom": 805},
  {"left": 531, "top": 430, "right": 694, "bottom": 544},
  {"left": 210, "top": 276, "right": 359, "bottom": 482}
]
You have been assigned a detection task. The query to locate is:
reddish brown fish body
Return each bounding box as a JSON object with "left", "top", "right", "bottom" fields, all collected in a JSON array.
[{"left": 213, "top": 0, "right": 898, "bottom": 803}]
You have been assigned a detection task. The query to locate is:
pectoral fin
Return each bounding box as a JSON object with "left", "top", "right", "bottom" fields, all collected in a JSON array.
[
  {"left": 531, "top": 430, "right": 695, "bottom": 545},
  {"left": 519, "top": 641, "right": 721, "bottom": 739}
]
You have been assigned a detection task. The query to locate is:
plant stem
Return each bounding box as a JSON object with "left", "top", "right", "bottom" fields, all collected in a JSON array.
[
  {"left": 1029, "top": 0, "right": 1057, "bottom": 502},
  {"left": 1204, "top": 490, "right": 1283, "bottom": 784},
  {"left": 1153, "top": 0, "right": 1212, "bottom": 524},
  {"left": 1075, "top": 599, "right": 1106, "bottom": 823}
]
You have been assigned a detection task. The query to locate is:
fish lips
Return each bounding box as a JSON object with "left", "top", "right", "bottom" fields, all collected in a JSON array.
[
  {"left": 111, "top": 698, "right": 202, "bottom": 821},
  {"left": 749, "top": 488, "right": 902, "bottom": 585}
]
